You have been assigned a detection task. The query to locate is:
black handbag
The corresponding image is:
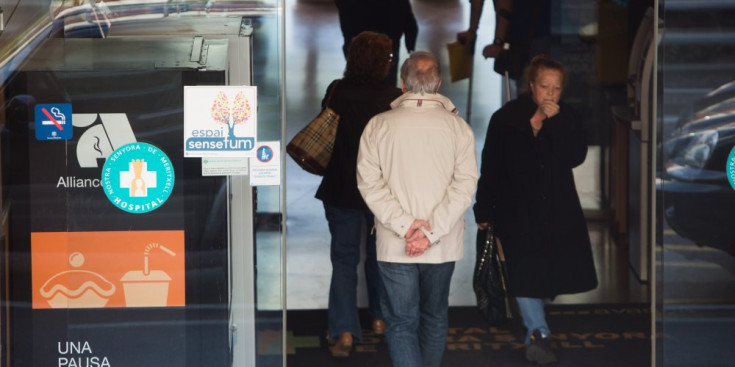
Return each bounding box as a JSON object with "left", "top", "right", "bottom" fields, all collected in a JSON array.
[{"left": 472, "top": 225, "right": 514, "bottom": 326}]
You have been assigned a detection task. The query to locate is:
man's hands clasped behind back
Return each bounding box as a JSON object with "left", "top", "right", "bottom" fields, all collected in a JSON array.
[{"left": 405, "top": 219, "right": 431, "bottom": 257}]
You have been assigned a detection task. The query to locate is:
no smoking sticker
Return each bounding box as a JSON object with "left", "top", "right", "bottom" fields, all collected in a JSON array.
[{"left": 35, "top": 104, "right": 72, "bottom": 140}]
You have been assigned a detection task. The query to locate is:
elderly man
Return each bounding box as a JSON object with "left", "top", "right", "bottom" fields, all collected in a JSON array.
[{"left": 356, "top": 51, "right": 478, "bottom": 367}]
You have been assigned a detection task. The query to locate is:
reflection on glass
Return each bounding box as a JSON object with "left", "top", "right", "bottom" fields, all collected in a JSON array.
[
  {"left": 1, "top": 1, "right": 285, "bottom": 366},
  {"left": 658, "top": 0, "right": 735, "bottom": 365}
]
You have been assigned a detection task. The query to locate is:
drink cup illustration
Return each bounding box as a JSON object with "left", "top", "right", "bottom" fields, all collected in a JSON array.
[{"left": 120, "top": 243, "right": 176, "bottom": 307}]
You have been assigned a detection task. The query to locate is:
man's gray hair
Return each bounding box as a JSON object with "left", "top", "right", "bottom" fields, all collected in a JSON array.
[{"left": 400, "top": 51, "right": 441, "bottom": 94}]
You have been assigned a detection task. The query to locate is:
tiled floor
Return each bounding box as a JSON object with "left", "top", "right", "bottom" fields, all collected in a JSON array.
[{"left": 279, "top": 0, "right": 649, "bottom": 311}]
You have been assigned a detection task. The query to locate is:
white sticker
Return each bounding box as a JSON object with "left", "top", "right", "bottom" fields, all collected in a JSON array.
[
  {"left": 202, "top": 157, "right": 249, "bottom": 176},
  {"left": 249, "top": 141, "right": 281, "bottom": 186}
]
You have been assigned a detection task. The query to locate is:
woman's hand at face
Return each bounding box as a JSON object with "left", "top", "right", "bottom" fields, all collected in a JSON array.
[{"left": 538, "top": 101, "right": 560, "bottom": 119}]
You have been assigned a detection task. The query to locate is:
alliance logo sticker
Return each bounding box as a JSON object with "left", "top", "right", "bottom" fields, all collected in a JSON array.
[
  {"left": 74, "top": 113, "right": 137, "bottom": 168},
  {"left": 101, "top": 142, "right": 174, "bottom": 213},
  {"left": 728, "top": 146, "right": 735, "bottom": 191}
]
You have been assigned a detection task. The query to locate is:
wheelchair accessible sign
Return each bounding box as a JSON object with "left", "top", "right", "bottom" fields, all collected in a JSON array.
[
  {"left": 35, "top": 104, "right": 72, "bottom": 140},
  {"left": 102, "top": 142, "right": 174, "bottom": 214}
]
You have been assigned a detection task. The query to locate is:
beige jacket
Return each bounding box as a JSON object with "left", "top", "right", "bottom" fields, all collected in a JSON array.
[{"left": 357, "top": 92, "right": 478, "bottom": 263}]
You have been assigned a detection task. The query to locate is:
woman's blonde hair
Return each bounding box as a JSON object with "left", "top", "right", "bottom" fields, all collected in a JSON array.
[{"left": 521, "top": 54, "right": 567, "bottom": 93}]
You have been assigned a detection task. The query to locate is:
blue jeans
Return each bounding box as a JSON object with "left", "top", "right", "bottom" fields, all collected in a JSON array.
[
  {"left": 378, "top": 261, "right": 455, "bottom": 367},
  {"left": 516, "top": 297, "right": 551, "bottom": 344},
  {"left": 325, "top": 204, "right": 383, "bottom": 341}
]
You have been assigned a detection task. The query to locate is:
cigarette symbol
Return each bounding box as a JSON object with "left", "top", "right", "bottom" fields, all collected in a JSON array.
[{"left": 41, "top": 107, "right": 65, "bottom": 131}]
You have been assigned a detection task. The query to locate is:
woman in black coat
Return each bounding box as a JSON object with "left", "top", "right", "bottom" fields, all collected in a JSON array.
[
  {"left": 315, "top": 31, "right": 402, "bottom": 357},
  {"left": 474, "top": 55, "right": 598, "bottom": 365}
]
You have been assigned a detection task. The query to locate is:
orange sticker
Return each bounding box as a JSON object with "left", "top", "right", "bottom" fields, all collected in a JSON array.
[{"left": 32, "top": 231, "right": 185, "bottom": 309}]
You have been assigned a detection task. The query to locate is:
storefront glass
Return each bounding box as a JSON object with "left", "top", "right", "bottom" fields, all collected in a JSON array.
[
  {"left": 0, "top": 1, "right": 285, "bottom": 366},
  {"left": 656, "top": 0, "right": 735, "bottom": 365}
]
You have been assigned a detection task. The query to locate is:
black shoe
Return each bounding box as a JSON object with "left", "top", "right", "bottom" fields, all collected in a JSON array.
[{"left": 525, "top": 330, "right": 557, "bottom": 365}]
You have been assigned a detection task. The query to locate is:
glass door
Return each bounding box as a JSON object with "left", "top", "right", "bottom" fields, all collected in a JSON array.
[
  {"left": 0, "top": 1, "right": 286, "bottom": 366},
  {"left": 656, "top": 0, "right": 735, "bottom": 365}
]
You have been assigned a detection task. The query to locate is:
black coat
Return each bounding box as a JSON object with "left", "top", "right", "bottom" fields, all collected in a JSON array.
[
  {"left": 334, "top": 0, "right": 418, "bottom": 52},
  {"left": 473, "top": 94, "right": 598, "bottom": 298},
  {"left": 315, "top": 79, "right": 402, "bottom": 209},
  {"left": 334, "top": 0, "right": 418, "bottom": 83}
]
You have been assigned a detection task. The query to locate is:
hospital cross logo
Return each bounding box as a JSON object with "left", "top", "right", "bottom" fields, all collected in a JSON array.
[
  {"left": 184, "top": 86, "right": 258, "bottom": 157},
  {"left": 121, "top": 159, "right": 156, "bottom": 197},
  {"left": 101, "top": 142, "right": 174, "bottom": 214}
]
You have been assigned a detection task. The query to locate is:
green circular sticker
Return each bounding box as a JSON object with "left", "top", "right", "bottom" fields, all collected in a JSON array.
[
  {"left": 728, "top": 146, "right": 735, "bottom": 191},
  {"left": 101, "top": 142, "right": 174, "bottom": 213}
]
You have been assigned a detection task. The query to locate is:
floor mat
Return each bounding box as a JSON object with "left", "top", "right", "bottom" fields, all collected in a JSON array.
[{"left": 257, "top": 303, "right": 650, "bottom": 367}]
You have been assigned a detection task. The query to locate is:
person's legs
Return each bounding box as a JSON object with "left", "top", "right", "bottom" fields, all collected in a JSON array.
[
  {"left": 517, "top": 297, "right": 556, "bottom": 364},
  {"left": 362, "top": 210, "right": 384, "bottom": 326},
  {"left": 516, "top": 297, "right": 550, "bottom": 343},
  {"left": 325, "top": 204, "right": 364, "bottom": 342},
  {"left": 418, "top": 262, "right": 455, "bottom": 367},
  {"left": 379, "top": 261, "right": 422, "bottom": 367}
]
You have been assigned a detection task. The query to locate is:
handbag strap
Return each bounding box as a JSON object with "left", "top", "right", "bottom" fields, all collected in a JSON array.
[
  {"left": 487, "top": 225, "right": 507, "bottom": 262},
  {"left": 324, "top": 79, "right": 341, "bottom": 108},
  {"left": 495, "top": 237, "right": 506, "bottom": 262}
]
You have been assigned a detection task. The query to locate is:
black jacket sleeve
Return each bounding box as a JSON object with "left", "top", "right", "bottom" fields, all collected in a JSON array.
[
  {"left": 473, "top": 110, "right": 504, "bottom": 224},
  {"left": 543, "top": 104, "right": 587, "bottom": 169}
]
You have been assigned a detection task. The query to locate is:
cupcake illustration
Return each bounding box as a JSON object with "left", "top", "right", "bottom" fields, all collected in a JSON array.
[
  {"left": 39, "top": 252, "right": 116, "bottom": 308},
  {"left": 120, "top": 242, "right": 176, "bottom": 307}
]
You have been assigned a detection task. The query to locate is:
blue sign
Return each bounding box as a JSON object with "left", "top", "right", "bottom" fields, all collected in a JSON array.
[
  {"left": 256, "top": 145, "right": 274, "bottom": 163},
  {"left": 35, "top": 104, "right": 72, "bottom": 140},
  {"left": 101, "top": 142, "right": 175, "bottom": 214}
]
